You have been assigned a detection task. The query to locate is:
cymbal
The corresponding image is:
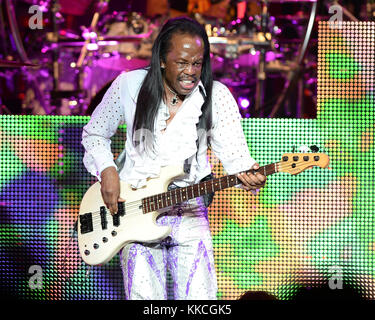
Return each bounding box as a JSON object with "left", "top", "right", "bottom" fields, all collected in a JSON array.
[
  {"left": 99, "top": 34, "right": 150, "bottom": 42},
  {"left": 209, "top": 35, "right": 269, "bottom": 45},
  {"left": 55, "top": 36, "right": 144, "bottom": 48},
  {"left": 0, "top": 59, "right": 39, "bottom": 68}
]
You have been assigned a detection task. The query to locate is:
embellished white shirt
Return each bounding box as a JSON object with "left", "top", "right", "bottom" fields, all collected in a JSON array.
[{"left": 82, "top": 69, "right": 256, "bottom": 188}]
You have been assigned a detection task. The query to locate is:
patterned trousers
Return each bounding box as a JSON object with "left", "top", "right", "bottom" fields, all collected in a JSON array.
[{"left": 120, "top": 197, "right": 218, "bottom": 300}]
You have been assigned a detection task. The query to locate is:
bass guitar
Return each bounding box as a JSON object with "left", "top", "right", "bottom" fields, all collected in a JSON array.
[{"left": 78, "top": 152, "right": 330, "bottom": 265}]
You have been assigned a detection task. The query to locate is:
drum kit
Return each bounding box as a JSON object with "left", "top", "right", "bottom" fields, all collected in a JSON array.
[{"left": 0, "top": 0, "right": 322, "bottom": 117}]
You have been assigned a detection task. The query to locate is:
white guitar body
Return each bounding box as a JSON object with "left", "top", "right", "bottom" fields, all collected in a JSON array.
[{"left": 78, "top": 166, "right": 184, "bottom": 266}]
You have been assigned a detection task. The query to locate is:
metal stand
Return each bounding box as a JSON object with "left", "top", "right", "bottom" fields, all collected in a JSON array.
[
  {"left": 254, "top": 0, "right": 270, "bottom": 117},
  {"left": 269, "top": 0, "right": 317, "bottom": 118}
]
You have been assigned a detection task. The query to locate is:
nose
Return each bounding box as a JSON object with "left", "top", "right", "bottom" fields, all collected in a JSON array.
[{"left": 183, "top": 63, "right": 195, "bottom": 75}]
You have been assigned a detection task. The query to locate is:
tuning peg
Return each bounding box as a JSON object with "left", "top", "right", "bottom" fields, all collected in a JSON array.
[{"left": 310, "top": 145, "right": 319, "bottom": 152}]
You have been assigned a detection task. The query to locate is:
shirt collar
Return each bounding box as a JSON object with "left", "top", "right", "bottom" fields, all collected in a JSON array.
[{"left": 186, "top": 80, "right": 206, "bottom": 100}]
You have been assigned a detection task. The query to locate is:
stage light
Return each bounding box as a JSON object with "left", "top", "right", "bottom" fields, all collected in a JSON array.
[
  {"left": 238, "top": 97, "right": 250, "bottom": 109},
  {"left": 68, "top": 100, "right": 77, "bottom": 107},
  {"left": 86, "top": 43, "right": 98, "bottom": 51}
]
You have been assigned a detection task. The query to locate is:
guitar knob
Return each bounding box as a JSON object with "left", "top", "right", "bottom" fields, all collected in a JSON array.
[{"left": 84, "top": 250, "right": 90, "bottom": 256}]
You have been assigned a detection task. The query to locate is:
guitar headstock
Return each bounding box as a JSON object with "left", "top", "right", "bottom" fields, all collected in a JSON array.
[{"left": 278, "top": 153, "right": 330, "bottom": 175}]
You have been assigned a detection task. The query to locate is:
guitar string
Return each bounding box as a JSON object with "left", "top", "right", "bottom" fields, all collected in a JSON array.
[{"left": 84, "top": 159, "right": 324, "bottom": 228}]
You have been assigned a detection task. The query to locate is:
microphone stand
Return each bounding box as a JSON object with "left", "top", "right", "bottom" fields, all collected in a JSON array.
[{"left": 254, "top": 0, "right": 270, "bottom": 117}]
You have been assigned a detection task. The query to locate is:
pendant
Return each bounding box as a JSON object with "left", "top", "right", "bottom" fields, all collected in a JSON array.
[{"left": 171, "top": 95, "right": 178, "bottom": 106}]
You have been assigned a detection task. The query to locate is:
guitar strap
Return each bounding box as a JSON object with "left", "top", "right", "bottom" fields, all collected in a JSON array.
[
  {"left": 114, "top": 147, "right": 127, "bottom": 172},
  {"left": 195, "top": 85, "right": 215, "bottom": 207}
]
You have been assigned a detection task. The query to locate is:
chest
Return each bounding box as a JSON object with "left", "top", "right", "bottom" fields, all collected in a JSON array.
[{"left": 164, "top": 104, "right": 181, "bottom": 128}]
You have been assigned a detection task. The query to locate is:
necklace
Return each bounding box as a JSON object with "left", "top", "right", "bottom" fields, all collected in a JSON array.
[{"left": 164, "top": 82, "right": 179, "bottom": 107}]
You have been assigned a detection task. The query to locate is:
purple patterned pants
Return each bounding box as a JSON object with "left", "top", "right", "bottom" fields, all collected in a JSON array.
[{"left": 120, "top": 197, "right": 218, "bottom": 300}]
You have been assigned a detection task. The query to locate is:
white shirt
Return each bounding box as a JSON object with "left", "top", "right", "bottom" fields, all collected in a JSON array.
[{"left": 82, "top": 69, "right": 256, "bottom": 188}]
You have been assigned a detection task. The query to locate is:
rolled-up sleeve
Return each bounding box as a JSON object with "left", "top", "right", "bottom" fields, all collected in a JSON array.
[
  {"left": 82, "top": 73, "right": 126, "bottom": 179},
  {"left": 210, "top": 81, "right": 256, "bottom": 174}
]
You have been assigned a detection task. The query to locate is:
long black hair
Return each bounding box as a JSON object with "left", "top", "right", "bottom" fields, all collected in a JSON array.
[{"left": 132, "top": 17, "right": 213, "bottom": 153}]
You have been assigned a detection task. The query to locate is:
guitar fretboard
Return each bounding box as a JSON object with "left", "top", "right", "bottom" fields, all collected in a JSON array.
[{"left": 142, "top": 163, "right": 278, "bottom": 213}]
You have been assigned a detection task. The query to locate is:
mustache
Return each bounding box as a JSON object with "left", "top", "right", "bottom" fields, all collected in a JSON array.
[{"left": 178, "top": 76, "right": 197, "bottom": 82}]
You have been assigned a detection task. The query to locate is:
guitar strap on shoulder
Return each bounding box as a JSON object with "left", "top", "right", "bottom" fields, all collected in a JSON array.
[
  {"left": 193, "top": 85, "right": 215, "bottom": 207},
  {"left": 115, "top": 148, "right": 127, "bottom": 172}
]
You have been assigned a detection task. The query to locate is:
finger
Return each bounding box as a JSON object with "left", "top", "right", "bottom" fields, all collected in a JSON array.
[
  {"left": 238, "top": 172, "right": 266, "bottom": 190},
  {"left": 237, "top": 172, "right": 257, "bottom": 188},
  {"left": 252, "top": 163, "right": 260, "bottom": 170},
  {"left": 107, "top": 202, "right": 118, "bottom": 215},
  {"left": 245, "top": 171, "right": 262, "bottom": 185},
  {"left": 104, "top": 193, "right": 118, "bottom": 212},
  {"left": 252, "top": 172, "right": 267, "bottom": 184},
  {"left": 237, "top": 173, "right": 249, "bottom": 185},
  {"left": 248, "top": 168, "right": 267, "bottom": 181}
]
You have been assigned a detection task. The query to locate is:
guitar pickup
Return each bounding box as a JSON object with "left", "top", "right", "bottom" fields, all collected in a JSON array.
[
  {"left": 80, "top": 212, "right": 93, "bottom": 234},
  {"left": 118, "top": 202, "right": 125, "bottom": 216},
  {"left": 100, "top": 206, "right": 107, "bottom": 230},
  {"left": 112, "top": 213, "right": 120, "bottom": 227},
  {"left": 112, "top": 202, "right": 125, "bottom": 227}
]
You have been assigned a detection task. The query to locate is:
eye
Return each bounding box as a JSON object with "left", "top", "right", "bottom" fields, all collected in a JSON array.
[{"left": 176, "top": 61, "right": 188, "bottom": 67}]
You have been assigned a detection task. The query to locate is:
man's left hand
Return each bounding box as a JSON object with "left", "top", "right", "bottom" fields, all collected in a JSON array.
[{"left": 237, "top": 163, "right": 267, "bottom": 194}]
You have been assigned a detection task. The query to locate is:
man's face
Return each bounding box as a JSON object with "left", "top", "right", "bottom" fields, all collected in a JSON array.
[{"left": 161, "top": 33, "right": 205, "bottom": 97}]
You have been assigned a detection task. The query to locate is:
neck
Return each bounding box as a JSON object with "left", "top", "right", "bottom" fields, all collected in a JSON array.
[{"left": 164, "top": 81, "right": 185, "bottom": 104}]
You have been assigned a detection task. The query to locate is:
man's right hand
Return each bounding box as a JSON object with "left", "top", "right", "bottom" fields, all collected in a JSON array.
[{"left": 100, "top": 166, "right": 125, "bottom": 215}]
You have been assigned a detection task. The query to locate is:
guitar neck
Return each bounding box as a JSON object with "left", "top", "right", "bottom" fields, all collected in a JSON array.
[{"left": 142, "top": 163, "right": 278, "bottom": 213}]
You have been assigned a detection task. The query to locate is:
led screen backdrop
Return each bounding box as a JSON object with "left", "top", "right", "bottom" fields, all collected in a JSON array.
[{"left": 0, "top": 21, "right": 374, "bottom": 300}]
